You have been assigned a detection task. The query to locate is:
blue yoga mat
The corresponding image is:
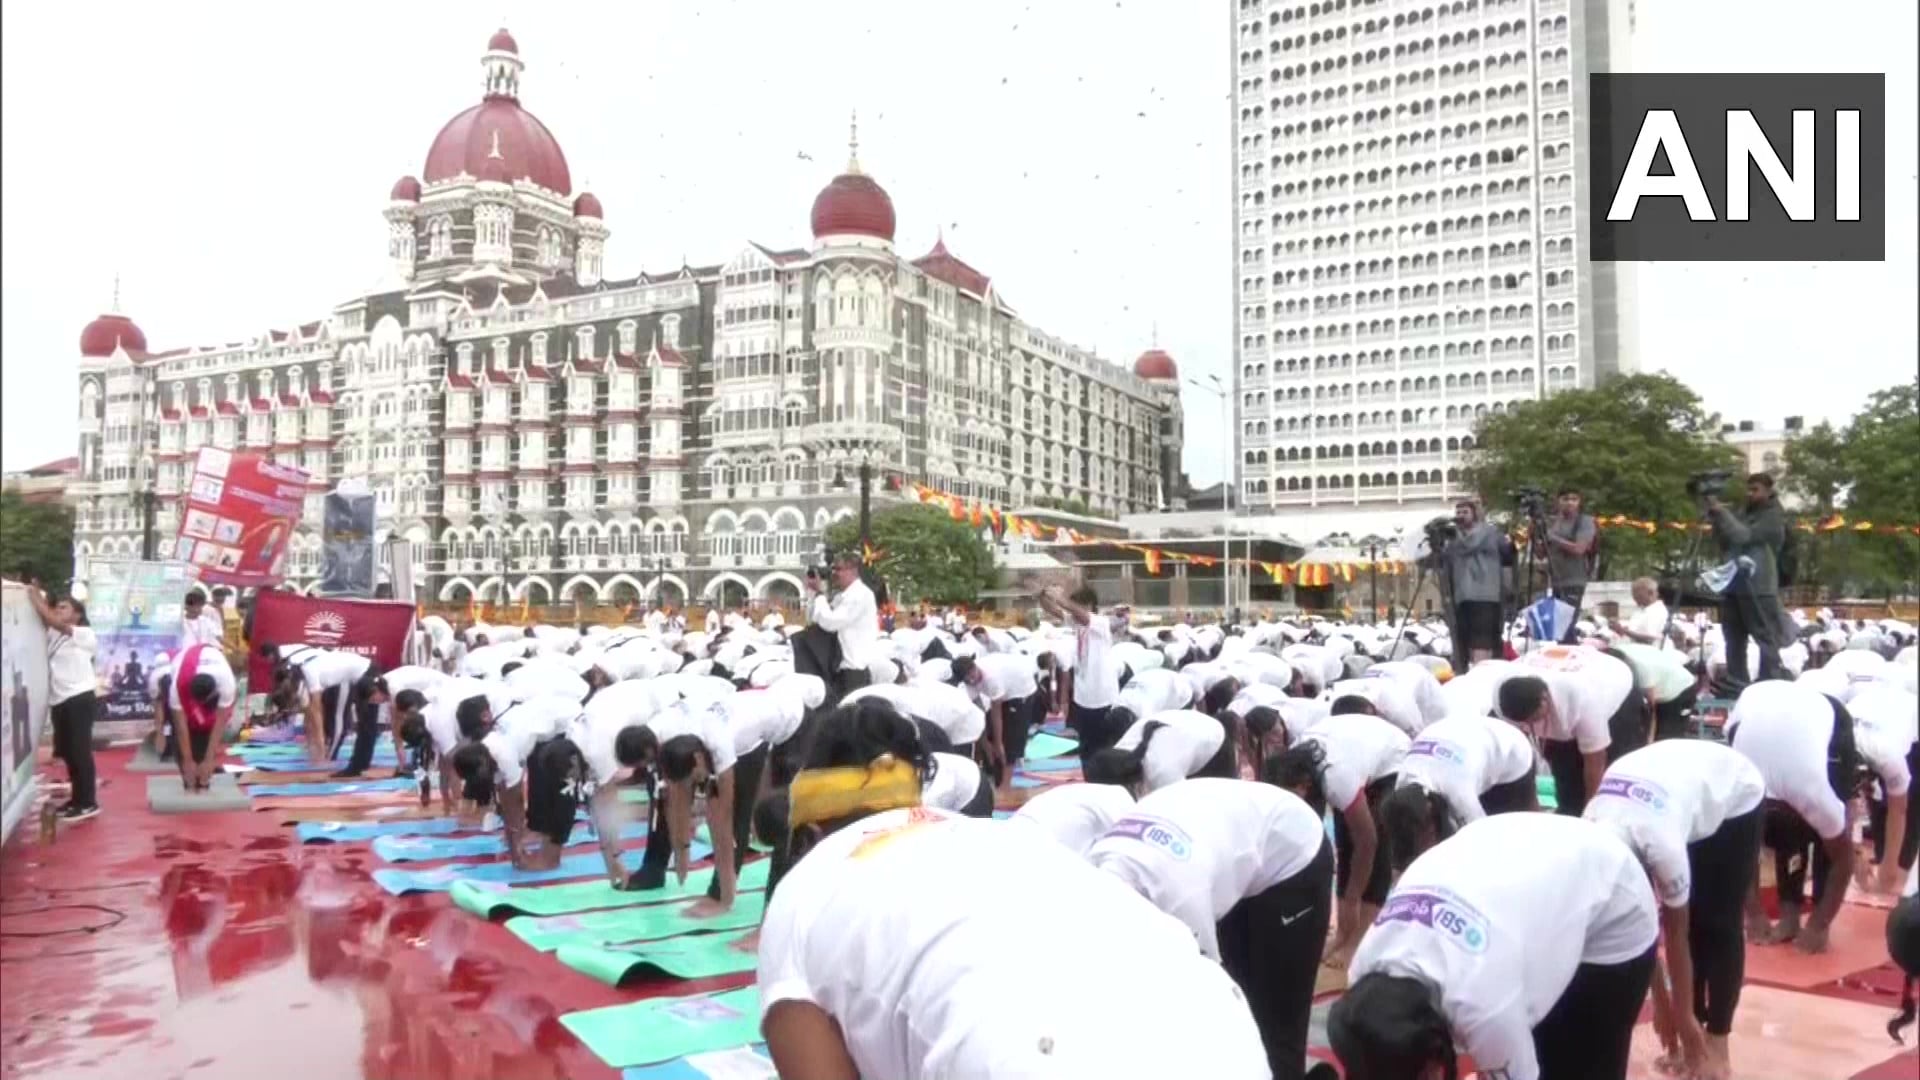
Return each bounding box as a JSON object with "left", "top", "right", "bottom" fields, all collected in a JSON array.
[
  {"left": 246, "top": 778, "right": 419, "bottom": 798},
  {"left": 372, "top": 822, "right": 648, "bottom": 864},
  {"left": 230, "top": 742, "right": 396, "bottom": 757},
  {"left": 622, "top": 1045, "right": 772, "bottom": 1080},
  {"left": 372, "top": 846, "right": 710, "bottom": 896},
  {"left": 242, "top": 757, "right": 401, "bottom": 773},
  {"left": 1011, "top": 776, "right": 1049, "bottom": 790},
  {"left": 991, "top": 809, "right": 1013, "bottom": 820},
  {"left": 1020, "top": 756, "right": 1081, "bottom": 774},
  {"left": 297, "top": 818, "right": 470, "bottom": 843}
]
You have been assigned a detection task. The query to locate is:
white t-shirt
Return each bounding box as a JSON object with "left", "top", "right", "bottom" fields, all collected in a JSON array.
[
  {"left": 1228, "top": 651, "right": 1297, "bottom": 691},
  {"left": 459, "top": 642, "right": 527, "bottom": 680},
  {"left": 809, "top": 578, "right": 881, "bottom": 671},
  {"left": 1511, "top": 647, "right": 1634, "bottom": 753},
  {"left": 1358, "top": 660, "right": 1450, "bottom": 726},
  {"left": 1609, "top": 642, "right": 1695, "bottom": 703},
  {"left": 1089, "top": 779, "right": 1326, "bottom": 959},
  {"left": 645, "top": 699, "right": 740, "bottom": 777},
  {"left": 1582, "top": 740, "right": 1766, "bottom": 907},
  {"left": 1073, "top": 614, "right": 1121, "bottom": 709},
  {"left": 1299, "top": 713, "right": 1412, "bottom": 811},
  {"left": 380, "top": 665, "right": 445, "bottom": 699},
  {"left": 1113, "top": 709, "right": 1227, "bottom": 794},
  {"left": 1625, "top": 601, "right": 1672, "bottom": 651},
  {"left": 1824, "top": 649, "right": 1890, "bottom": 685},
  {"left": 1225, "top": 681, "right": 1290, "bottom": 719},
  {"left": 291, "top": 648, "right": 372, "bottom": 695},
  {"left": 1281, "top": 643, "right": 1343, "bottom": 690},
  {"left": 1438, "top": 659, "right": 1517, "bottom": 719},
  {"left": 1849, "top": 686, "right": 1920, "bottom": 798},
  {"left": 1326, "top": 677, "right": 1426, "bottom": 737},
  {"left": 482, "top": 693, "right": 580, "bottom": 790},
  {"left": 572, "top": 678, "right": 674, "bottom": 785},
  {"left": 653, "top": 672, "right": 740, "bottom": 709},
  {"left": 166, "top": 645, "right": 238, "bottom": 709},
  {"left": 1728, "top": 680, "right": 1848, "bottom": 841},
  {"left": 921, "top": 752, "right": 985, "bottom": 812},
  {"left": 422, "top": 677, "right": 514, "bottom": 756},
  {"left": 1116, "top": 666, "right": 1199, "bottom": 718},
  {"left": 1348, "top": 814, "right": 1659, "bottom": 1080},
  {"left": 179, "top": 608, "right": 227, "bottom": 649},
  {"left": 971, "top": 653, "right": 1040, "bottom": 705},
  {"left": 1395, "top": 715, "right": 1537, "bottom": 827},
  {"left": 843, "top": 682, "right": 986, "bottom": 746},
  {"left": 756, "top": 809, "right": 1270, "bottom": 1080},
  {"left": 1010, "top": 783, "right": 1136, "bottom": 856},
  {"left": 505, "top": 658, "right": 590, "bottom": 703},
  {"left": 720, "top": 689, "right": 808, "bottom": 757}
]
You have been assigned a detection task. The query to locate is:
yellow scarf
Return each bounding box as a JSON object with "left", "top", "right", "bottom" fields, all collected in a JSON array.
[{"left": 789, "top": 755, "right": 923, "bottom": 830}]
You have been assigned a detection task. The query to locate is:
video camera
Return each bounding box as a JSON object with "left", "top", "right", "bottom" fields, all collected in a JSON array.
[
  {"left": 1507, "top": 485, "right": 1550, "bottom": 522},
  {"left": 1687, "top": 469, "right": 1732, "bottom": 500},
  {"left": 1423, "top": 515, "right": 1460, "bottom": 547}
]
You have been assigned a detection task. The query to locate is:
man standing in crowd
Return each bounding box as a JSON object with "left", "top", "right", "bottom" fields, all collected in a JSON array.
[
  {"left": 180, "top": 591, "right": 226, "bottom": 649},
  {"left": 1544, "top": 487, "right": 1597, "bottom": 643},
  {"left": 806, "top": 550, "right": 879, "bottom": 699},
  {"left": 1439, "top": 498, "right": 1504, "bottom": 671},
  {"left": 1705, "top": 472, "right": 1789, "bottom": 687}
]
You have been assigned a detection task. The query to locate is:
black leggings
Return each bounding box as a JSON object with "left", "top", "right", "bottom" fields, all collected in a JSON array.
[
  {"left": 50, "top": 692, "right": 98, "bottom": 809},
  {"left": 1867, "top": 739, "right": 1920, "bottom": 872},
  {"left": 1654, "top": 685, "right": 1698, "bottom": 742},
  {"left": 1334, "top": 775, "right": 1396, "bottom": 907},
  {"left": 156, "top": 674, "right": 179, "bottom": 761},
  {"left": 958, "top": 770, "right": 995, "bottom": 819},
  {"left": 1533, "top": 946, "right": 1657, "bottom": 1080},
  {"left": 707, "top": 744, "right": 768, "bottom": 901},
  {"left": 1000, "top": 691, "right": 1039, "bottom": 766},
  {"left": 1759, "top": 698, "right": 1860, "bottom": 908},
  {"left": 525, "top": 736, "right": 586, "bottom": 847},
  {"left": 1605, "top": 689, "right": 1651, "bottom": 762},
  {"left": 1542, "top": 738, "right": 1590, "bottom": 817},
  {"left": 1688, "top": 805, "right": 1763, "bottom": 1035},
  {"left": 1218, "top": 840, "right": 1334, "bottom": 1080},
  {"left": 1070, "top": 701, "right": 1118, "bottom": 766}
]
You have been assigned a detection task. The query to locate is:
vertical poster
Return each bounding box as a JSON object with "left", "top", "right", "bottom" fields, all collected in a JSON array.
[
  {"left": 84, "top": 559, "right": 200, "bottom": 724},
  {"left": 318, "top": 484, "right": 376, "bottom": 596},
  {"left": 172, "top": 446, "right": 308, "bottom": 589},
  {"left": 1, "top": 583, "right": 51, "bottom": 846}
]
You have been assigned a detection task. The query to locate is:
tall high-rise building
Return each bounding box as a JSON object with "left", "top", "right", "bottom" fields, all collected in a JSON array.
[{"left": 1232, "top": 0, "right": 1637, "bottom": 522}]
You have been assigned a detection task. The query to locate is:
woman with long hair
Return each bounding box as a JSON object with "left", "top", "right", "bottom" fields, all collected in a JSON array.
[
  {"left": 1377, "top": 713, "right": 1538, "bottom": 873},
  {"left": 29, "top": 587, "right": 99, "bottom": 821},
  {"left": 1083, "top": 708, "right": 1232, "bottom": 796}
]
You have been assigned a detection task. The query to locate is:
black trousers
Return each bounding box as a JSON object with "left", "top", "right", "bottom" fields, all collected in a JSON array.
[
  {"left": 1218, "top": 840, "right": 1334, "bottom": 1080},
  {"left": 636, "top": 773, "right": 674, "bottom": 885},
  {"left": 708, "top": 744, "right": 768, "bottom": 900},
  {"left": 155, "top": 674, "right": 179, "bottom": 761},
  {"left": 1761, "top": 698, "right": 1859, "bottom": 908},
  {"left": 328, "top": 692, "right": 382, "bottom": 774},
  {"left": 999, "top": 691, "right": 1040, "bottom": 766},
  {"left": 1718, "top": 589, "right": 1783, "bottom": 688},
  {"left": 51, "top": 692, "right": 99, "bottom": 809},
  {"left": 1532, "top": 946, "right": 1657, "bottom": 1080},
  {"left": 1334, "top": 775, "right": 1396, "bottom": 906},
  {"left": 1654, "top": 684, "right": 1698, "bottom": 742},
  {"left": 1069, "top": 701, "right": 1118, "bottom": 767},
  {"left": 1605, "top": 688, "right": 1651, "bottom": 763},
  {"left": 1867, "top": 739, "right": 1920, "bottom": 872},
  {"left": 834, "top": 666, "right": 872, "bottom": 700},
  {"left": 959, "top": 770, "right": 995, "bottom": 818},
  {"left": 1688, "top": 805, "right": 1762, "bottom": 1035},
  {"left": 1543, "top": 738, "right": 1590, "bottom": 817},
  {"left": 525, "top": 736, "right": 585, "bottom": 847},
  {"left": 1552, "top": 585, "right": 1587, "bottom": 644},
  {"left": 1479, "top": 772, "right": 1538, "bottom": 815}
]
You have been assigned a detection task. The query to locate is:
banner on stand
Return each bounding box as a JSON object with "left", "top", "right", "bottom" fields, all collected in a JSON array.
[
  {"left": 245, "top": 591, "right": 416, "bottom": 691},
  {"left": 83, "top": 559, "right": 200, "bottom": 723},
  {"left": 318, "top": 486, "right": 376, "bottom": 597},
  {"left": 1, "top": 583, "right": 51, "bottom": 846},
  {"left": 172, "top": 447, "right": 308, "bottom": 589}
]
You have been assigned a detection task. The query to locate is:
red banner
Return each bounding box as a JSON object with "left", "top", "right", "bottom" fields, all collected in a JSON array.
[
  {"left": 173, "top": 448, "right": 309, "bottom": 589},
  {"left": 245, "top": 591, "right": 416, "bottom": 689}
]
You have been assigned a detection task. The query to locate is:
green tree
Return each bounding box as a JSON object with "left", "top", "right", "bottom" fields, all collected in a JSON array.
[
  {"left": 1462, "top": 372, "right": 1742, "bottom": 577},
  {"left": 1803, "top": 380, "right": 1920, "bottom": 597},
  {"left": 1782, "top": 420, "right": 1855, "bottom": 596},
  {"left": 0, "top": 490, "right": 76, "bottom": 590},
  {"left": 825, "top": 503, "right": 995, "bottom": 606}
]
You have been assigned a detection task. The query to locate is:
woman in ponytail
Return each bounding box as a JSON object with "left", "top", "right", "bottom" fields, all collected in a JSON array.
[
  {"left": 1084, "top": 708, "right": 1229, "bottom": 797},
  {"left": 1382, "top": 713, "right": 1540, "bottom": 871}
]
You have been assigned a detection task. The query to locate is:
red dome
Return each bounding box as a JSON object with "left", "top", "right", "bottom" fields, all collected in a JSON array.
[
  {"left": 810, "top": 172, "right": 895, "bottom": 242},
  {"left": 423, "top": 97, "right": 571, "bottom": 194},
  {"left": 487, "top": 28, "right": 519, "bottom": 53},
  {"left": 80, "top": 313, "right": 147, "bottom": 358},
  {"left": 572, "top": 191, "right": 603, "bottom": 219},
  {"left": 390, "top": 175, "right": 421, "bottom": 201},
  {"left": 1134, "top": 348, "right": 1178, "bottom": 381}
]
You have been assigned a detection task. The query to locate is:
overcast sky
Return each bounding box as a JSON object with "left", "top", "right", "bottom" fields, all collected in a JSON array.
[{"left": 3, "top": 0, "right": 1914, "bottom": 482}]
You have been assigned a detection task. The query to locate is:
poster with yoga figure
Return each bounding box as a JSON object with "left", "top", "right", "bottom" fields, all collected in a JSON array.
[
  {"left": 0, "top": 583, "right": 50, "bottom": 845},
  {"left": 84, "top": 560, "right": 199, "bottom": 725}
]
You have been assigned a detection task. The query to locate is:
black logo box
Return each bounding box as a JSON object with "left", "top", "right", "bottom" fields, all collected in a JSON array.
[{"left": 1589, "top": 74, "right": 1885, "bottom": 262}]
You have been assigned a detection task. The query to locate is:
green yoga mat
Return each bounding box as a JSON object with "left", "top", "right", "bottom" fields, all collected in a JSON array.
[
  {"left": 561, "top": 986, "right": 763, "bottom": 1070},
  {"left": 1024, "top": 731, "right": 1079, "bottom": 760},
  {"left": 507, "top": 890, "right": 768, "bottom": 952},
  {"left": 1537, "top": 774, "right": 1558, "bottom": 811},
  {"left": 452, "top": 858, "right": 771, "bottom": 920},
  {"left": 557, "top": 927, "right": 758, "bottom": 986},
  {"left": 693, "top": 823, "right": 773, "bottom": 853}
]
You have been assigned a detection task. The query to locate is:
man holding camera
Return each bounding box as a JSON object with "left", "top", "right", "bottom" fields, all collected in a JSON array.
[
  {"left": 805, "top": 551, "right": 880, "bottom": 699},
  {"left": 1543, "top": 487, "right": 1598, "bottom": 643},
  {"left": 1703, "top": 472, "right": 1791, "bottom": 687},
  {"left": 1436, "top": 498, "right": 1505, "bottom": 670}
]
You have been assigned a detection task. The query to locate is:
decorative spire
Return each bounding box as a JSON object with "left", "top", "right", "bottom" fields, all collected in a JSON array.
[
  {"left": 111, "top": 273, "right": 121, "bottom": 313},
  {"left": 1151, "top": 321, "right": 1159, "bottom": 348},
  {"left": 846, "top": 109, "right": 862, "bottom": 175}
]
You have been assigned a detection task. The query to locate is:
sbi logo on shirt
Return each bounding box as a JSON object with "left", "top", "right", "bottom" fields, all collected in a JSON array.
[
  {"left": 1409, "top": 740, "right": 1466, "bottom": 766},
  {"left": 1377, "top": 889, "right": 1490, "bottom": 954},
  {"left": 1594, "top": 776, "right": 1669, "bottom": 813},
  {"left": 1108, "top": 816, "right": 1194, "bottom": 862}
]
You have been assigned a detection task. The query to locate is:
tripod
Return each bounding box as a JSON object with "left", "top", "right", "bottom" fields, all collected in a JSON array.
[{"left": 1394, "top": 546, "right": 1459, "bottom": 672}]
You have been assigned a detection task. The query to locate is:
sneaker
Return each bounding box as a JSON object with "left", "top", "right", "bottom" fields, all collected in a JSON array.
[{"left": 59, "top": 805, "right": 100, "bottom": 822}]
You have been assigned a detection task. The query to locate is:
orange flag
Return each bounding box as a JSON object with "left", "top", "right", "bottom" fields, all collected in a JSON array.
[{"left": 1142, "top": 549, "right": 1163, "bottom": 575}]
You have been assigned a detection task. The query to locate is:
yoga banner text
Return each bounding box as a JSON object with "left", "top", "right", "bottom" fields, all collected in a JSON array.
[
  {"left": 244, "top": 591, "right": 416, "bottom": 691},
  {"left": 170, "top": 447, "right": 309, "bottom": 589}
]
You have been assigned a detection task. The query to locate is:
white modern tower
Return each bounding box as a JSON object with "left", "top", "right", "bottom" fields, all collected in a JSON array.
[{"left": 1231, "top": 0, "right": 1637, "bottom": 521}]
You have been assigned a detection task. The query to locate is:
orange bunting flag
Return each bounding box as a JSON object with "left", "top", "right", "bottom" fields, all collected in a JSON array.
[
  {"left": 861, "top": 542, "right": 884, "bottom": 566},
  {"left": 1818, "top": 514, "right": 1846, "bottom": 531},
  {"left": 1142, "top": 549, "right": 1163, "bottom": 575},
  {"left": 969, "top": 504, "right": 985, "bottom": 529},
  {"left": 466, "top": 598, "right": 479, "bottom": 626},
  {"left": 1852, "top": 521, "right": 1875, "bottom": 532},
  {"left": 988, "top": 507, "right": 1003, "bottom": 532},
  {"left": 519, "top": 592, "right": 531, "bottom": 623},
  {"left": 949, "top": 499, "right": 966, "bottom": 523},
  {"left": 1190, "top": 555, "right": 1217, "bottom": 569}
]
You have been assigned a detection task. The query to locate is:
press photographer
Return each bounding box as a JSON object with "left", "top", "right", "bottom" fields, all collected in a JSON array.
[
  {"left": 1700, "top": 470, "right": 1791, "bottom": 686},
  {"left": 803, "top": 550, "right": 880, "bottom": 699},
  {"left": 1541, "top": 486, "right": 1597, "bottom": 643},
  {"left": 1432, "top": 498, "right": 1504, "bottom": 669}
]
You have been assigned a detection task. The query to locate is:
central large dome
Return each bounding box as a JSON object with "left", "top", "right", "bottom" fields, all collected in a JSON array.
[{"left": 420, "top": 31, "right": 572, "bottom": 195}]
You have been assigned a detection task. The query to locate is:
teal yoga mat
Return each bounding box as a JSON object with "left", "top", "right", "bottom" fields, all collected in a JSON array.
[
  {"left": 453, "top": 858, "right": 771, "bottom": 919},
  {"left": 506, "top": 890, "right": 767, "bottom": 952},
  {"left": 1024, "top": 731, "right": 1078, "bottom": 759},
  {"left": 247, "top": 777, "right": 418, "bottom": 797},
  {"left": 561, "top": 986, "right": 763, "bottom": 1070},
  {"left": 557, "top": 927, "right": 758, "bottom": 986},
  {"left": 1538, "top": 774, "right": 1558, "bottom": 811},
  {"left": 371, "top": 821, "right": 647, "bottom": 863},
  {"left": 371, "top": 848, "right": 689, "bottom": 896},
  {"left": 621, "top": 1045, "right": 773, "bottom": 1080}
]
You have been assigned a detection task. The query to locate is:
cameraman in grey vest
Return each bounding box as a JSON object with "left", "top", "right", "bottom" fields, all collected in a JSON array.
[
  {"left": 1438, "top": 498, "right": 1505, "bottom": 669},
  {"left": 1543, "top": 487, "right": 1598, "bottom": 644},
  {"left": 1704, "top": 472, "right": 1791, "bottom": 687}
]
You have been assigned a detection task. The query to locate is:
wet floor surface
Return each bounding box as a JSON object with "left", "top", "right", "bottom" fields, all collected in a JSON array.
[{"left": 0, "top": 748, "right": 720, "bottom": 1080}]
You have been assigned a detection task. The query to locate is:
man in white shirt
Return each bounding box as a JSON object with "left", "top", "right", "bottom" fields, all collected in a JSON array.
[
  {"left": 1036, "top": 583, "right": 1124, "bottom": 767},
  {"left": 805, "top": 552, "right": 879, "bottom": 699},
  {"left": 179, "top": 591, "right": 227, "bottom": 650},
  {"left": 954, "top": 652, "right": 1045, "bottom": 789}
]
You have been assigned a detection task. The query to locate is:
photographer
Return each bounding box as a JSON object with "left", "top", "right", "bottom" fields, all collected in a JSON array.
[
  {"left": 1435, "top": 499, "right": 1504, "bottom": 670},
  {"left": 804, "top": 550, "right": 880, "bottom": 699},
  {"left": 1702, "top": 472, "right": 1791, "bottom": 686},
  {"left": 1542, "top": 487, "right": 1597, "bottom": 643}
]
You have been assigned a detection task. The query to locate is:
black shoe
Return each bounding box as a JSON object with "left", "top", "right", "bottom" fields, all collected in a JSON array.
[
  {"left": 330, "top": 768, "right": 365, "bottom": 779},
  {"left": 59, "top": 805, "right": 100, "bottom": 822},
  {"left": 626, "top": 866, "right": 667, "bottom": 891}
]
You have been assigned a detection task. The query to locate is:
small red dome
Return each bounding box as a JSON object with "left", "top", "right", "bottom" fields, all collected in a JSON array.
[
  {"left": 487, "top": 28, "right": 519, "bottom": 53},
  {"left": 80, "top": 313, "right": 148, "bottom": 358},
  {"left": 390, "top": 175, "right": 422, "bottom": 201},
  {"left": 573, "top": 191, "right": 603, "bottom": 219},
  {"left": 423, "top": 97, "right": 571, "bottom": 194},
  {"left": 810, "top": 172, "right": 896, "bottom": 242},
  {"left": 1134, "top": 349, "right": 1178, "bottom": 381}
]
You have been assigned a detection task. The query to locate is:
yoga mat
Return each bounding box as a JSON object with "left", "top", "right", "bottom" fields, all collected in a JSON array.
[
  {"left": 1024, "top": 731, "right": 1078, "bottom": 759},
  {"left": 506, "top": 889, "right": 764, "bottom": 952},
  {"left": 128, "top": 741, "right": 179, "bottom": 774},
  {"left": 1626, "top": 984, "right": 1904, "bottom": 1080},
  {"left": 561, "top": 986, "right": 763, "bottom": 1070},
  {"left": 557, "top": 927, "right": 758, "bottom": 986},
  {"left": 261, "top": 797, "right": 432, "bottom": 819},
  {"left": 1020, "top": 756, "right": 1082, "bottom": 773},
  {"left": 1011, "top": 775, "right": 1049, "bottom": 790},
  {"left": 991, "top": 809, "right": 1013, "bottom": 820},
  {"left": 148, "top": 774, "right": 251, "bottom": 814},
  {"left": 1536, "top": 774, "right": 1557, "bottom": 811},
  {"left": 622, "top": 1045, "right": 774, "bottom": 1080},
  {"left": 371, "top": 848, "right": 692, "bottom": 896},
  {"left": 372, "top": 821, "right": 649, "bottom": 863},
  {"left": 298, "top": 817, "right": 469, "bottom": 843},
  {"left": 247, "top": 777, "right": 419, "bottom": 797},
  {"left": 240, "top": 757, "right": 402, "bottom": 773},
  {"left": 692, "top": 823, "right": 772, "bottom": 854},
  {"left": 1743, "top": 904, "right": 1890, "bottom": 989},
  {"left": 453, "top": 858, "right": 771, "bottom": 919}
]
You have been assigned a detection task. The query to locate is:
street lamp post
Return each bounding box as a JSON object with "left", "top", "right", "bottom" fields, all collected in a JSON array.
[
  {"left": 833, "top": 460, "right": 875, "bottom": 550},
  {"left": 1186, "top": 373, "right": 1234, "bottom": 617}
]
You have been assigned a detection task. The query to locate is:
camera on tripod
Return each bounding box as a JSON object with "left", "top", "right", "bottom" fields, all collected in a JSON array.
[
  {"left": 1507, "top": 485, "right": 1550, "bottom": 523},
  {"left": 1423, "top": 515, "right": 1460, "bottom": 547},
  {"left": 1686, "top": 469, "right": 1732, "bottom": 499}
]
